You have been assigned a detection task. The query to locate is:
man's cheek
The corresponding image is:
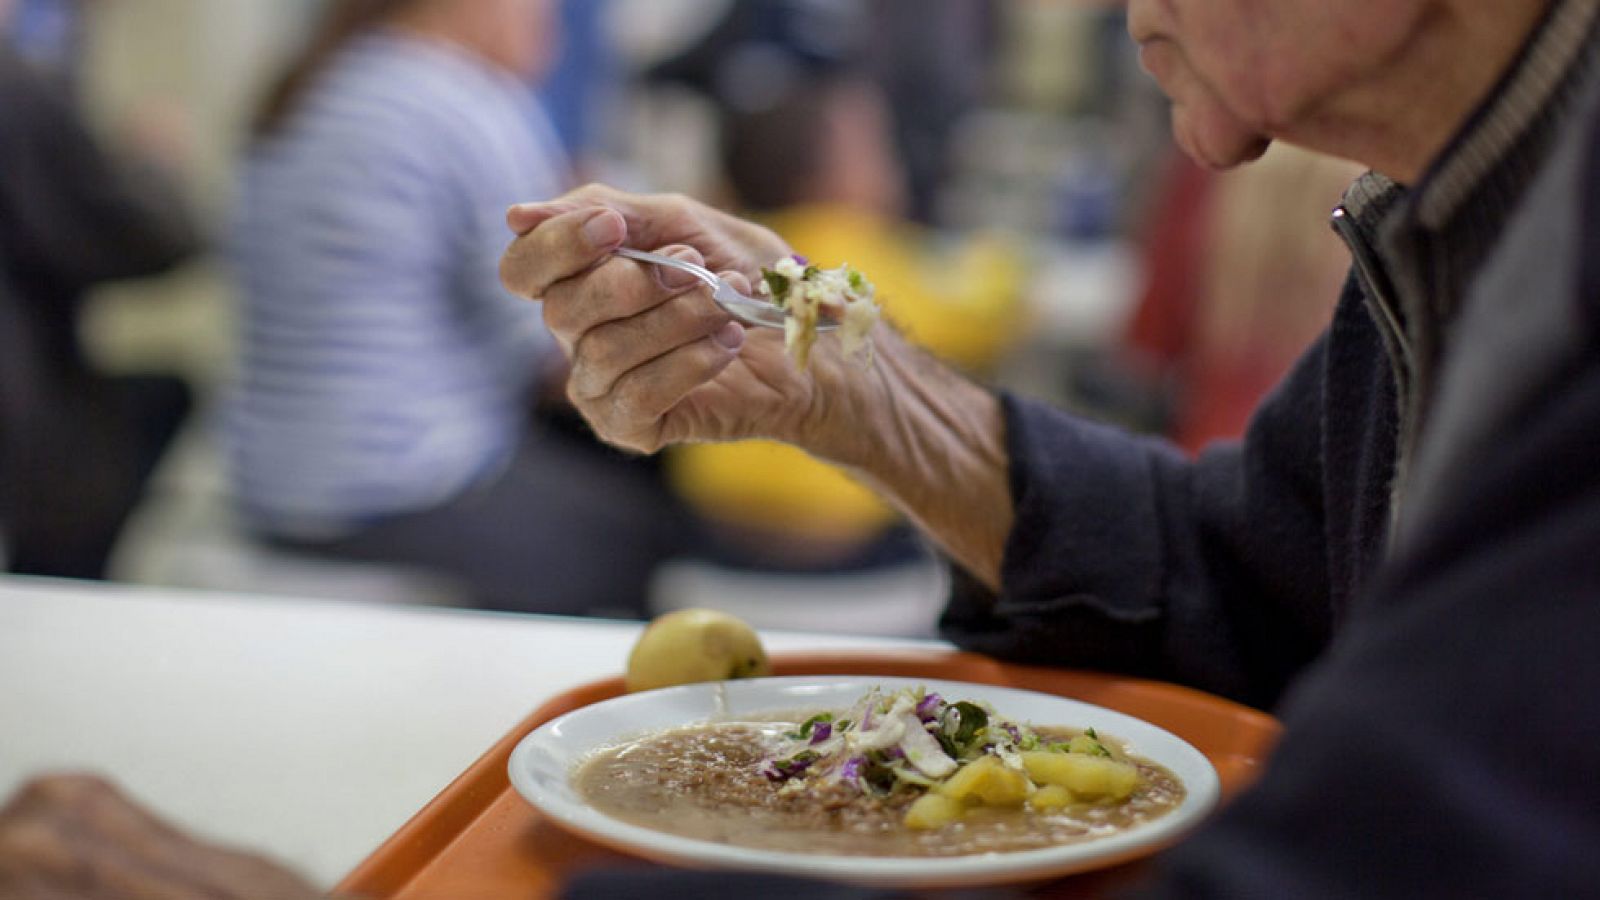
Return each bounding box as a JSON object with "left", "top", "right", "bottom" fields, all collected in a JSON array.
[{"left": 1137, "top": 38, "right": 1180, "bottom": 86}]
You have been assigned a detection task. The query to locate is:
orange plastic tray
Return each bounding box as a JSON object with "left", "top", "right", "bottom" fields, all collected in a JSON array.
[{"left": 336, "top": 651, "right": 1279, "bottom": 899}]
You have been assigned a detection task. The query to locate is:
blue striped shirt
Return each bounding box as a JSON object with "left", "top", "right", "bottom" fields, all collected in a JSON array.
[{"left": 224, "top": 31, "right": 568, "bottom": 537}]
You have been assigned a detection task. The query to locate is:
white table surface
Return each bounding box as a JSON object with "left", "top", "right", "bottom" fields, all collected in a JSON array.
[{"left": 0, "top": 575, "right": 948, "bottom": 888}]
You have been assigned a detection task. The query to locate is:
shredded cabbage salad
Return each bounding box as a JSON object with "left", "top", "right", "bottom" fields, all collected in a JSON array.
[
  {"left": 756, "top": 686, "right": 1139, "bottom": 830},
  {"left": 758, "top": 255, "right": 880, "bottom": 370}
]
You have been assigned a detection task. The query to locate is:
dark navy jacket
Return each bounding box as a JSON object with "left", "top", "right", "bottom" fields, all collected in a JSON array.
[{"left": 940, "top": 5, "right": 1600, "bottom": 892}]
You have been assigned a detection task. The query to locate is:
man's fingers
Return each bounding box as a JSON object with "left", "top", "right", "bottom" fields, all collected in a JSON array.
[
  {"left": 505, "top": 200, "right": 569, "bottom": 236},
  {"left": 500, "top": 206, "right": 627, "bottom": 300},
  {"left": 569, "top": 290, "right": 734, "bottom": 402},
  {"left": 722, "top": 269, "right": 752, "bottom": 292},
  {"left": 504, "top": 183, "right": 621, "bottom": 235},
  {"left": 505, "top": 200, "right": 581, "bottom": 236},
  {"left": 510, "top": 184, "right": 763, "bottom": 270},
  {"left": 5, "top": 774, "right": 114, "bottom": 819},
  {"left": 542, "top": 245, "right": 712, "bottom": 349},
  {"left": 596, "top": 334, "right": 744, "bottom": 447}
]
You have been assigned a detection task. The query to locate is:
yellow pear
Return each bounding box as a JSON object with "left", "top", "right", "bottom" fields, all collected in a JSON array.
[{"left": 625, "top": 608, "right": 772, "bottom": 693}]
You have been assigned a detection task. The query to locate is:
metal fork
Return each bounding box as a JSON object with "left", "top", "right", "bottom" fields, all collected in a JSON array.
[{"left": 613, "top": 247, "right": 836, "bottom": 331}]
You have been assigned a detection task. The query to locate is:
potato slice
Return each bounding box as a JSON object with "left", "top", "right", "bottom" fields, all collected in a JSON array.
[
  {"left": 903, "top": 793, "right": 965, "bottom": 830},
  {"left": 935, "top": 756, "right": 1029, "bottom": 807},
  {"left": 1020, "top": 751, "right": 1140, "bottom": 800},
  {"left": 1028, "top": 784, "right": 1076, "bottom": 810}
]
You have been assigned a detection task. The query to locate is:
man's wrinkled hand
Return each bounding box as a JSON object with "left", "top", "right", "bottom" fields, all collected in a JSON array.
[{"left": 500, "top": 184, "right": 839, "bottom": 455}]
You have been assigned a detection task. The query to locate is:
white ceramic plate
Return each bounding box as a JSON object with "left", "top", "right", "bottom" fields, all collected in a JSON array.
[{"left": 508, "top": 676, "right": 1220, "bottom": 888}]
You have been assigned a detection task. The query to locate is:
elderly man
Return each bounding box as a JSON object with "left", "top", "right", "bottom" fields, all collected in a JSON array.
[
  {"left": 4, "top": 0, "right": 1596, "bottom": 896},
  {"left": 498, "top": 0, "right": 1600, "bottom": 894}
]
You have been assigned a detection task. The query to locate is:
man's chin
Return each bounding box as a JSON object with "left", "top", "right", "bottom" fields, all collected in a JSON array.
[{"left": 1173, "top": 111, "right": 1272, "bottom": 170}]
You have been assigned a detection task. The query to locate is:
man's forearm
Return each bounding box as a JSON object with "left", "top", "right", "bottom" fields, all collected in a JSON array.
[{"left": 811, "top": 330, "right": 1013, "bottom": 590}]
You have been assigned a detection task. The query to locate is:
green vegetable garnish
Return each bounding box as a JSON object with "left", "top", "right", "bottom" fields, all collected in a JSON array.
[
  {"left": 761, "top": 269, "right": 791, "bottom": 307},
  {"left": 936, "top": 702, "right": 990, "bottom": 759},
  {"left": 786, "top": 712, "right": 835, "bottom": 741},
  {"left": 1066, "top": 729, "right": 1113, "bottom": 757},
  {"left": 862, "top": 751, "right": 900, "bottom": 796}
]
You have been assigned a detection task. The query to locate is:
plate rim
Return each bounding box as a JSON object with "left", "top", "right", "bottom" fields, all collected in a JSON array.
[{"left": 508, "top": 674, "right": 1221, "bottom": 888}]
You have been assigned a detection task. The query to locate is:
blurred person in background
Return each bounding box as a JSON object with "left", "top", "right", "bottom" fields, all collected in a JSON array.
[
  {"left": 225, "top": 0, "right": 695, "bottom": 617},
  {"left": 536, "top": 0, "right": 618, "bottom": 171},
  {"left": 3, "top": 0, "right": 85, "bottom": 81},
  {"left": 865, "top": 0, "right": 993, "bottom": 225},
  {"left": 647, "top": 1, "right": 1026, "bottom": 572},
  {"left": 0, "top": 0, "right": 201, "bottom": 578}
]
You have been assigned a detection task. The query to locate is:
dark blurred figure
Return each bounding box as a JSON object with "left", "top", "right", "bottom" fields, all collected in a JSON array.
[
  {"left": 2, "top": 0, "right": 85, "bottom": 83},
  {"left": 866, "top": 0, "right": 996, "bottom": 224},
  {"left": 0, "top": 0, "right": 201, "bottom": 578},
  {"left": 646, "top": 6, "right": 1023, "bottom": 575},
  {"left": 648, "top": 0, "right": 994, "bottom": 226}
]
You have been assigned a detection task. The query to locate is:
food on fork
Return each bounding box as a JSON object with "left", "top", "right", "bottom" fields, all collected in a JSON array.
[{"left": 759, "top": 255, "right": 880, "bottom": 370}]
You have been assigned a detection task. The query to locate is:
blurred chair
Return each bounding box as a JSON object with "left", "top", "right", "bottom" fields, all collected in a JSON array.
[{"left": 112, "top": 419, "right": 468, "bottom": 608}]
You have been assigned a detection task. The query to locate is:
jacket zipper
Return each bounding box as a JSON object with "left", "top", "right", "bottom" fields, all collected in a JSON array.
[
  {"left": 1331, "top": 205, "right": 1416, "bottom": 543},
  {"left": 1331, "top": 206, "right": 1415, "bottom": 377}
]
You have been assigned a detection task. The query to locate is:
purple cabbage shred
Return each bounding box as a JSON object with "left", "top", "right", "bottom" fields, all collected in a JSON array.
[
  {"left": 840, "top": 756, "right": 865, "bottom": 786},
  {"left": 915, "top": 693, "right": 944, "bottom": 721},
  {"left": 810, "top": 722, "right": 833, "bottom": 744},
  {"left": 761, "top": 751, "right": 818, "bottom": 782}
]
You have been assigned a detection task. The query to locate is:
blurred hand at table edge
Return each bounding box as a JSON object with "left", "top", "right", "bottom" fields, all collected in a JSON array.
[
  {"left": 501, "top": 185, "right": 1013, "bottom": 590},
  {"left": 0, "top": 774, "right": 321, "bottom": 900}
]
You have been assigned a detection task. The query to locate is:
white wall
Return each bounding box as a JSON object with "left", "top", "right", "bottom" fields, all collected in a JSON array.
[
  {"left": 83, "top": 0, "right": 317, "bottom": 216},
  {"left": 76, "top": 0, "right": 318, "bottom": 383}
]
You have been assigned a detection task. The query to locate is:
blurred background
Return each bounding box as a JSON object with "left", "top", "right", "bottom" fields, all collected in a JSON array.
[{"left": 0, "top": 0, "right": 1360, "bottom": 635}]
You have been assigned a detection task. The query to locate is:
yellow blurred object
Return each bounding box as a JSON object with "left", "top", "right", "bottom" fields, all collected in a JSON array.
[
  {"left": 624, "top": 608, "right": 771, "bottom": 693},
  {"left": 669, "top": 439, "right": 895, "bottom": 541},
  {"left": 667, "top": 205, "right": 1025, "bottom": 542}
]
